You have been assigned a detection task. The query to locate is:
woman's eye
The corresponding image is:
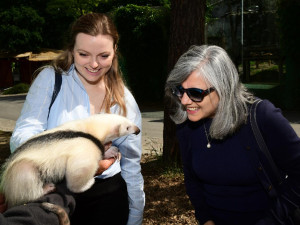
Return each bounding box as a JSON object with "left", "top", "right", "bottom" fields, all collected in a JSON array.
[
  {"left": 101, "top": 55, "right": 109, "bottom": 58},
  {"left": 79, "top": 53, "right": 88, "bottom": 57}
]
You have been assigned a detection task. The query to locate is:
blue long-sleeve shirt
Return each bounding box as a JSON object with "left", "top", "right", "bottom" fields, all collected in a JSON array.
[
  {"left": 176, "top": 100, "right": 300, "bottom": 225},
  {"left": 10, "top": 65, "right": 145, "bottom": 225}
]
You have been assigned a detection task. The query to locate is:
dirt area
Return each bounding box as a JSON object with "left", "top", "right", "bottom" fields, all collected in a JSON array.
[{"left": 0, "top": 131, "right": 197, "bottom": 224}]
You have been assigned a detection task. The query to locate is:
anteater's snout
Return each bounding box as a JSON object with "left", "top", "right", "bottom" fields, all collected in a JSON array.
[
  {"left": 134, "top": 126, "right": 140, "bottom": 135},
  {"left": 127, "top": 125, "right": 140, "bottom": 135}
]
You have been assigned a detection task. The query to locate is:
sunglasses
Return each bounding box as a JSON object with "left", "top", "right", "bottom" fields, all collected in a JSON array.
[{"left": 172, "top": 85, "right": 215, "bottom": 102}]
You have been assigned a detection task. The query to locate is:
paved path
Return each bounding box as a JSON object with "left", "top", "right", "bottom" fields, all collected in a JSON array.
[
  {"left": 141, "top": 111, "right": 163, "bottom": 155},
  {"left": 0, "top": 94, "right": 164, "bottom": 155},
  {"left": 1, "top": 94, "right": 299, "bottom": 155}
]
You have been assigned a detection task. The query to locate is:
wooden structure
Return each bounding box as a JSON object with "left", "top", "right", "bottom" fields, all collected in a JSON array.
[
  {"left": 0, "top": 50, "right": 62, "bottom": 88},
  {"left": 242, "top": 45, "right": 284, "bottom": 83},
  {"left": 242, "top": 45, "right": 284, "bottom": 108}
]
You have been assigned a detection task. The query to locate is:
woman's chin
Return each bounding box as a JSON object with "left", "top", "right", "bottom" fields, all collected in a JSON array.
[{"left": 187, "top": 113, "right": 202, "bottom": 122}]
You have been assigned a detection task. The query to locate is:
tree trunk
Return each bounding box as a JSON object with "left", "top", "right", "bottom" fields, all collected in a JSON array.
[{"left": 163, "top": 0, "right": 206, "bottom": 165}]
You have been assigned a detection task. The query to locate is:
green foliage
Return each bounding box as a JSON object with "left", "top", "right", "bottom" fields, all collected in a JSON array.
[
  {"left": 46, "top": 0, "right": 96, "bottom": 18},
  {"left": 113, "top": 4, "right": 170, "bottom": 101},
  {"left": 206, "top": 2, "right": 218, "bottom": 24},
  {"left": 96, "top": 0, "right": 170, "bottom": 12},
  {"left": 2, "top": 83, "right": 30, "bottom": 95},
  {"left": 0, "top": 6, "right": 44, "bottom": 52},
  {"left": 161, "top": 161, "right": 184, "bottom": 178},
  {"left": 44, "top": 0, "right": 79, "bottom": 49},
  {"left": 0, "top": 1, "right": 171, "bottom": 103},
  {"left": 0, "top": 0, "right": 171, "bottom": 55}
]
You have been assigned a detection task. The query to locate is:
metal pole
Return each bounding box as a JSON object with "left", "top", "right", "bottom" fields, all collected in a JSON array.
[
  {"left": 241, "top": 0, "right": 244, "bottom": 46},
  {"left": 241, "top": 0, "right": 244, "bottom": 78}
]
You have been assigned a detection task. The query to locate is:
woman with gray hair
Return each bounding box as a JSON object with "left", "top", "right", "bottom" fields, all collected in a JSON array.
[{"left": 165, "top": 45, "right": 300, "bottom": 225}]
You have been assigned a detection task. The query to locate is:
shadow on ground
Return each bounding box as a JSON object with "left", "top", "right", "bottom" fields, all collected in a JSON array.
[{"left": 141, "top": 155, "right": 197, "bottom": 224}]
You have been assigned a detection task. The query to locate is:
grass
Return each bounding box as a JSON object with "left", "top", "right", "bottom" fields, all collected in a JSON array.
[
  {"left": 143, "top": 154, "right": 184, "bottom": 178},
  {"left": 2, "top": 83, "right": 29, "bottom": 95}
]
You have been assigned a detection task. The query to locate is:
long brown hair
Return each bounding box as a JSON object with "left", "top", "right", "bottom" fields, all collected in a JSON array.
[{"left": 51, "top": 13, "right": 127, "bottom": 116}]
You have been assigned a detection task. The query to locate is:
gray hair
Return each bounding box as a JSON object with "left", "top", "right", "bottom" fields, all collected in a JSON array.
[{"left": 165, "top": 45, "right": 254, "bottom": 139}]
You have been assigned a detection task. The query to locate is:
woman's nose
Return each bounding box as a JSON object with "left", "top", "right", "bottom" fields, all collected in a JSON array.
[
  {"left": 181, "top": 92, "right": 192, "bottom": 105},
  {"left": 90, "top": 58, "right": 99, "bottom": 68}
]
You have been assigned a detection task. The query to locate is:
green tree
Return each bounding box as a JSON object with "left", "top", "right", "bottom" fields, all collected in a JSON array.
[
  {"left": 46, "top": 0, "right": 98, "bottom": 18},
  {"left": 96, "top": 0, "right": 169, "bottom": 12},
  {"left": 0, "top": 6, "right": 44, "bottom": 52}
]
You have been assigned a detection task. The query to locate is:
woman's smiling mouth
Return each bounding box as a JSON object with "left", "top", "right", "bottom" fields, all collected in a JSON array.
[
  {"left": 86, "top": 68, "right": 100, "bottom": 73},
  {"left": 186, "top": 107, "right": 199, "bottom": 114}
]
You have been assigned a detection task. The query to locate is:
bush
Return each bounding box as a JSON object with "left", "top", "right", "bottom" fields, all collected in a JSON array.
[
  {"left": 96, "top": 0, "right": 170, "bottom": 13},
  {"left": 2, "top": 83, "right": 29, "bottom": 95},
  {"left": 0, "top": 6, "right": 44, "bottom": 52}
]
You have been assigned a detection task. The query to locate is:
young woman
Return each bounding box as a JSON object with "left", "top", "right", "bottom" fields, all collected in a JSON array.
[
  {"left": 165, "top": 45, "right": 300, "bottom": 225},
  {"left": 10, "top": 13, "right": 144, "bottom": 225}
]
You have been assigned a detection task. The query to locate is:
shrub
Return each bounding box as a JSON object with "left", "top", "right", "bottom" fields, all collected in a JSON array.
[{"left": 2, "top": 83, "right": 29, "bottom": 95}]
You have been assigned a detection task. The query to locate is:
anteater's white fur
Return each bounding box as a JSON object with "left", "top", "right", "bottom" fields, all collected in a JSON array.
[{"left": 0, "top": 114, "right": 140, "bottom": 208}]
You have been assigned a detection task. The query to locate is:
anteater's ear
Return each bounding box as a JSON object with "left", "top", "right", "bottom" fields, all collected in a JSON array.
[{"left": 113, "top": 124, "right": 121, "bottom": 137}]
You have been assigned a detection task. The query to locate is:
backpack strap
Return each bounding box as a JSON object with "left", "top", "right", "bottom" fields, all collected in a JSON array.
[
  {"left": 47, "top": 71, "right": 62, "bottom": 119},
  {"left": 249, "top": 100, "right": 300, "bottom": 225},
  {"left": 249, "top": 99, "right": 283, "bottom": 184}
]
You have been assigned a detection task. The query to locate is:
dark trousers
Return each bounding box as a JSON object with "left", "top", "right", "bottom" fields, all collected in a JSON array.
[{"left": 70, "top": 173, "right": 129, "bottom": 225}]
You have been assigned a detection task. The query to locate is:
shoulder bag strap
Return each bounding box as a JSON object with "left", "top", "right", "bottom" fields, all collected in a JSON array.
[
  {"left": 47, "top": 71, "right": 62, "bottom": 119},
  {"left": 250, "top": 99, "right": 283, "bottom": 184}
]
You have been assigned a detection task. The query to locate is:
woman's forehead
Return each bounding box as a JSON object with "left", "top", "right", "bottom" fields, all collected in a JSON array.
[{"left": 74, "top": 33, "right": 114, "bottom": 52}]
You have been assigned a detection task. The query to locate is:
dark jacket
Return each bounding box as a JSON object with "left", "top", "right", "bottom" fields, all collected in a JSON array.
[
  {"left": 176, "top": 99, "right": 300, "bottom": 225},
  {"left": 0, "top": 184, "right": 75, "bottom": 225}
]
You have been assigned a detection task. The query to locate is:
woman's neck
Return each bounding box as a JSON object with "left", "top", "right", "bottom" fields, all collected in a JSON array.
[{"left": 84, "top": 80, "right": 106, "bottom": 115}]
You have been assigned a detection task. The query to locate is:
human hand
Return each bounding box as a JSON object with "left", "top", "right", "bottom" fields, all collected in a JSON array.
[
  {"left": 0, "top": 193, "right": 7, "bottom": 213},
  {"left": 95, "top": 158, "right": 116, "bottom": 175},
  {"left": 95, "top": 144, "right": 121, "bottom": 175}
]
